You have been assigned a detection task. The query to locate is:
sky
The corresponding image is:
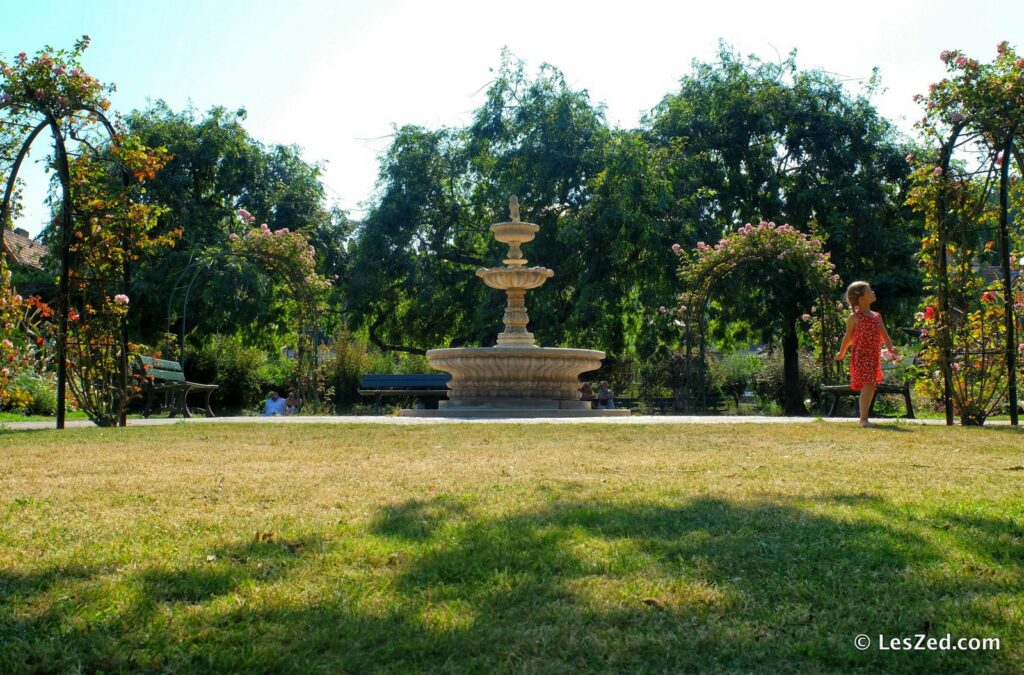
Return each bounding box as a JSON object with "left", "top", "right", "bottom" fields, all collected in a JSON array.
[{"left": 2, "top": 0, "right": 1022, "bottom": 237}]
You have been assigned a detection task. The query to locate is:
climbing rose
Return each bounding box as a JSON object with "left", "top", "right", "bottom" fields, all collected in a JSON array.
[{"left": 113, "top": 294, "right": 129, "bottom": 306}]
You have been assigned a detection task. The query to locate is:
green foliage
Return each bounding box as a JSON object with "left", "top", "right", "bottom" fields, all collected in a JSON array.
[
  {"left": 709, "top": 352, "right": 762, "bottom": 407},
  {"left": 347, "top": 53, "right": 613, "bottom": 355},
  {"left": 752, "top": 348, "right": 825, "bottom": 411},
  {"left": 121, "top": 103, "right": 352, "bottom": 350},
  {"left": 8, "top": 372, "right": 58, "bottom": 415},
  {"left": 187, "top": 335, "right": 288, "bottom": 411},
  {"left": 647, "top": 44, "right": 922, "bottom": 323}
]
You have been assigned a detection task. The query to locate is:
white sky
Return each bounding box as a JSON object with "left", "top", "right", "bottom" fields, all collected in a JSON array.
[{"left": 4, "top": 0, "right": 1022, "bottom": 236}]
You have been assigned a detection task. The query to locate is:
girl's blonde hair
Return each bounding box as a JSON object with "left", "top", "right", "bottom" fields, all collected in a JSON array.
[{"left": 846, "top": 281, "right": 870, "bottom": 308}]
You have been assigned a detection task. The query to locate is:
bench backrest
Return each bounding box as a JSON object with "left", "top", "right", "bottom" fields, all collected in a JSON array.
[
  {"left": 137, "top": 355, "right": 186, "bottom": 383},
  {"left": 361, "top": 373, "right": 451, "bottom": 389}
]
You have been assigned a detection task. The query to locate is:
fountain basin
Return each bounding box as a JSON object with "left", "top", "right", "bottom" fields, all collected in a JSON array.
[
  {"left": 476, "top": 266, "right": 554, "bottom": 290},
  {"left": 399, "top": 346, "right": 629, "bottom": 417}
]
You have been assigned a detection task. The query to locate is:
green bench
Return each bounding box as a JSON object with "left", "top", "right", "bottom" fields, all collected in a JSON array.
[
  {"left": 136, "top": 356, "right": 218, "bottom": 418},
  {"left": 820, "top": 359, "right": 915, "bottom": 418}
]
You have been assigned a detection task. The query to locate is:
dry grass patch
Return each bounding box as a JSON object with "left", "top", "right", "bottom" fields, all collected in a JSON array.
[{"left": 1, "top": 422, "right": 1022, "bottom": 672}]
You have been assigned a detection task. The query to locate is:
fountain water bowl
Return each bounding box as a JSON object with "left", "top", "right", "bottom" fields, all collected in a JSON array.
[{"left": 402, "top": 196, "right": 629, "bottom": 417}]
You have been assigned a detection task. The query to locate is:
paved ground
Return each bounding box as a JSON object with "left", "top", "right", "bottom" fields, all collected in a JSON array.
[{"left": 2, "top": 414, "right": 996, "bottom": 431}]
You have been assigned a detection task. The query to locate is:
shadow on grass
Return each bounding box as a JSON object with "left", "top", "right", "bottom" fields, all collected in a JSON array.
[{"left": 1, "top": 498, "right": 1019, "bottom": 673}]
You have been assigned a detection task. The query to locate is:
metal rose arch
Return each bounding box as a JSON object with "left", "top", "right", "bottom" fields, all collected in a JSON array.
[
  {"left": 0, "top": 37, "right": 138, "bottom": 428},
  {"left": 674, "top": 221, "right": 845, "bottom": 415}
]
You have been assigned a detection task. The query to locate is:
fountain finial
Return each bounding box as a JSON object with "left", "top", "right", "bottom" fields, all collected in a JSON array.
[{"left": 509, "top": 195, "right": 520, "bottom": 222}]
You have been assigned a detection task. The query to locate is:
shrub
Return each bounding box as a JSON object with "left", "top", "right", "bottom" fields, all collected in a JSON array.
[
  {"left": 9, "top": 373, "right": 59, "bottom": 416},
  {"left": 710, "top": 352, "right": 762, "bottom": 407},
  {"left": 752, "top": 348, "right": 824, "bottom": 412},
  {"left": 186, "top": 336, "right": 276, "bottom": 411}
]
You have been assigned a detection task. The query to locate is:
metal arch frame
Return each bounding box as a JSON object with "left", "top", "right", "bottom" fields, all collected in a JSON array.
[
  {"left": 932, "top": 118, "right": 1021, "bottom": 426},
  {"left": 679, "top": 247, "right": 840, "bottom": 414},
  {"left": 0, "top": 100, "right": 131, "bottom": 428}
]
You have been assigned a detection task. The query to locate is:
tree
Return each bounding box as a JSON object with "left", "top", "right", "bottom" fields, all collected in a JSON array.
[
  {"left": 120, "top": 103, "right": 351, "bottom": 350},
  {"left": 347, "top": 54, "right": 623, "bottom": 355},
  {"left": 646, "top": 45, "right": 921, "bottom": 322}
]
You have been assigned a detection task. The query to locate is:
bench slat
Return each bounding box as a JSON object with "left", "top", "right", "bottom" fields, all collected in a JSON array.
[
  {"left": 139, "top": 356, "right": 183, "bottom": 372},
  {"left": 361, "top": 374, "right": 451, "bottom": 389},
  {"left": 147, "top": 368, "right": 186, "bottom": 382}
]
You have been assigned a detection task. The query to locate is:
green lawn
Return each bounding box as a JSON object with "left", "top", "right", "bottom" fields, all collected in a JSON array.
[{"left": 1, "top": 422, "right": 1021, "bottom": 673}]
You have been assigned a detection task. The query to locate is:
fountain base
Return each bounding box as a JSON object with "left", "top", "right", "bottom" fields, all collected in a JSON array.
[{"left": 399, "top": 346, "right": 630, "bottom": 418}]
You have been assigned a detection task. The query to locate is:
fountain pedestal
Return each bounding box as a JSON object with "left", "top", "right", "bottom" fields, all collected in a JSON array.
[{"left": 401, "top": 197, "right": 629, "bottom": 418}]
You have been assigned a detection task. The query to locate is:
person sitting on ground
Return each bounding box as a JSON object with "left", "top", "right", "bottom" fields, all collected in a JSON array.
[
  {"left": 285, "top": 390, "right": 302, "bottom": 415},
  {"left": 580, "top": 382, "right": 595, "bottom": 409},
  {"left": 261, "top": 391, "right": 287, "bottom": 416},
  {"left": 596, "top": 381, "right": 615, "bottom": 409}
]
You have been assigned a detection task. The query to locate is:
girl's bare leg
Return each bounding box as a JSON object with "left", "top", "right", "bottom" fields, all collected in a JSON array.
[{"left": 859, "top": 383, "right": 877, "bottom": 426}]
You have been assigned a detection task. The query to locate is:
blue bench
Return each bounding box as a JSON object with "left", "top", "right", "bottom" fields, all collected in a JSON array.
[{"left": 358, "top": 374, "right": 451, "bottom": 413}]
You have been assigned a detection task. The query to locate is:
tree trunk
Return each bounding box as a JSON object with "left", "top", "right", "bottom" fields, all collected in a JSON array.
[{"left": 782, "top": 320, "right": 807, "bottom": 416}]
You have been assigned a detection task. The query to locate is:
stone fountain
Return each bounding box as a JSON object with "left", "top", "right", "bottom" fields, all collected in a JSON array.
[{"left": 402, "top": 197, "right": 629, "bottom": 417}]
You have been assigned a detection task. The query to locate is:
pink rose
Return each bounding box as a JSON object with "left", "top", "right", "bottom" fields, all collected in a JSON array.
[
  {"left": 955, "top": 55, "right": 968, "bottom": 67},
  {"left": 671, "top": 243, "right": 681, "bottom": 255},
  {"left": 933, "top": 167, "right": 944, "bottom": 176},
  {"left": 229, "top": 233, "right": 238, "bottom": 241},
  {"left": 800, "top": 313, "right": 811, "bottom": 322},
  {"left": 658, "top": 306, "right": 667, "bottom": 314},
  {"left": 113, "top": 294, "right": 129, "bottom": 306}
]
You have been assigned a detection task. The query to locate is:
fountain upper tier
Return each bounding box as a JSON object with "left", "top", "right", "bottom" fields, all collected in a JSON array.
[{"left": 476, "top": 266, "right": 553, "bottom": 291}]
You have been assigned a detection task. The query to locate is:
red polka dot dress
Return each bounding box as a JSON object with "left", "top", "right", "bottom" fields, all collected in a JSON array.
[{"left": 850, "top": 310, "right": 883, "bottom": 391}]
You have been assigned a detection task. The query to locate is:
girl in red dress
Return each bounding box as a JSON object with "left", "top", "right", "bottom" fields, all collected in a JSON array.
[{"left": 835, "top": 281, "right": 898, "bottom": 427}]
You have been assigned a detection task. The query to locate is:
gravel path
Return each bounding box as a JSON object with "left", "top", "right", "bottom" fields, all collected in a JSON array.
[{"left": 2, "top": 414, "right": 980, "bottom": 431}]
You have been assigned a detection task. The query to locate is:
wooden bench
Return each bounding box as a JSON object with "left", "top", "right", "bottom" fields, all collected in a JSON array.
[
  {"left": 820, "top": 361, "right": 915, "bottom": 418},
  {"left": 358, "top": 374, "right": 451, "bottom": 413},
  {"left": 136, "top": 356, "right": 218, "bottom": 418}
]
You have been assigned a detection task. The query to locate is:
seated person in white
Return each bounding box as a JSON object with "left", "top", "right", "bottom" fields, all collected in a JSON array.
[{"left": 261, "top": 391, "right": 287, "bottom": 416}]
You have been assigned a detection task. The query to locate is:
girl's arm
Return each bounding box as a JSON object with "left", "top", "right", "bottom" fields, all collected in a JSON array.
[
  {"left": 835, "top": 314, "right": 857, "bottom": 361},
  {"left": 878, "top": 313, "right": 897, "bottom": 355}
]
